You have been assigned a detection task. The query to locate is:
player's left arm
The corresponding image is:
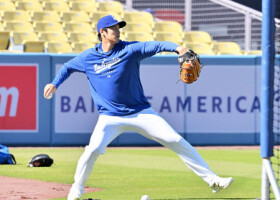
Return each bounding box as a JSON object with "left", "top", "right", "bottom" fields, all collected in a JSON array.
[{"left": 130, "top": 41, "right": 185, "bottom": 58}]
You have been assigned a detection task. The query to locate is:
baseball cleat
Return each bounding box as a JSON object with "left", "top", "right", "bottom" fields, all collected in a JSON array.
[{"left": 210, "top": 176, "right": 233, "bottom": 193}]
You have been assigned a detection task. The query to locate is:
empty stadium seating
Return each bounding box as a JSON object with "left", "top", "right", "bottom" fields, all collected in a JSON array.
[
  {"left": 60, "top": 11, "right": 90, "bottom": 22},
  {"left": 45, "top": 41, "right": 72, "bottom": 53},
  {"left": 4, "top": 21, "right": 33, "bottom": 32},
  {"left": 245, "top": 50, "right": 262, "bottom": 55},
  {"left": 154, "top": 21, "right": 183, "bottom": 33},
  {"left": 0, "top": 31, "right": 10, "bottom": 50},
  {"left": 122, "top": 11, "right": 154, "bottom": 27},
  {"left": 72, "top": 41, "right": 94, "bottom": 53},
  {"left": 0, "top": 0, "right": 242, "bottom": 55},
  {"left": 31, "top": 11, "right": 61, "bottom": 22},
  {"left": 69, "top": 1, "right": 97, "bottom": 13},
  {"left": 183, "top": 42, "right": 215, "bottom": 55},
  {"left": 11, "top": 31, "right": 39, "bottom": 45},
  {"left": 15, "top": 1, "right": 43, "bottom": 11},
  {"left": 39, "top": 32, "right": 68, "bottom": 42},
  {"left": 212, "top": 41, "right": 242, "bottom": 55},
  {"left": 42, "top": 1, "right": 69, "bottom": 12},
  {"left": 33, "top": 21, "right": 63, "bottom": 32},
  {"left": 183, "top": 31, "right": 212, "bottom": 44},
  {"left": 123, "top": 22, "right": 152, "bottom": 33},
  {"left": 154, "top": 32, "right": 182, "bottom": 44},
  {"left": 0, "top": 0, "right": 16, "bottom": 11},
  {"left": 67, "top": 31, "right": 97, "bottom": 43},
  {"left": 125, "top": 32, "right": 154, "bottom": 42},
  {"left": 10, "top": 31, "right": 44, "bottom": 52},
  {"left": 2, "top": 10, "right": 30, "bottom": 21},
  {"left": 23, "top": 41, "right": 45, "bottom": 52},
  {"left": 90, "top": 11, "right": 120, "bottom": 23},
  {"left": 63, "top": 21, "right": 93, "bottom": 33},
  {"left": 98, "top": 1, "right": 124, "bottom": 16}
]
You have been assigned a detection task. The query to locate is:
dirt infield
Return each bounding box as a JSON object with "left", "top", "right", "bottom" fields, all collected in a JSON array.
[{"left": 0, "top": 176, "right": 100, "bottom": 200}]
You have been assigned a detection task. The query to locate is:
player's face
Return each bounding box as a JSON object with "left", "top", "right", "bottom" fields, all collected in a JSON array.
[{"left": 103, "top": 24, "right": 120, "bottom": 44}]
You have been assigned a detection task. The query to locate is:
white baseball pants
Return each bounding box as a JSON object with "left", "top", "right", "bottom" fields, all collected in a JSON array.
[{"left": 69, "top": 108, "right": 216, "bottom": 195}]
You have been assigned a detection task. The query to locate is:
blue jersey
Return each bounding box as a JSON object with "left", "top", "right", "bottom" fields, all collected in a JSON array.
[{"left": 52, "top": 40, "right": 179, "bottom": 116}]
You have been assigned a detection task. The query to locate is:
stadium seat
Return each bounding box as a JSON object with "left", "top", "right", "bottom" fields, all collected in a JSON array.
[
  {"left": 123, "top": 22, "right": 152, "bottom": 33},
  {"left": 4, "top": 21, "right": 33, "bottom": 32},
  {"left": 90, "top": 11, "right": 120, "bottom": 23},
  {"left": 2, "top": 10, "right": 31, "bottom": 21},
  {"left": 212, "top": 41, "right": 242, "bottom": 55},
  {"left": 0, "top": 31, "right": 10, "bottom": 50},
  {"left": 125, "top": 32, "right": 154, "bottom": 42},
  {"left": 63, "top": 21, "right": 93, "bottom": 32},
  {"left": 97, "top": 1, "right": 124, "bottom": 16},
  {"left": 15, "top": 1, "right": 43, "bottom": 11},
  {"left": 45, "top": 41, "right": 72, "bottom": 53},
  {"left": 33, "top": 21, "right": 63, "bottom": 32},
  {"left": 0, "top": 22, "right": 3, "bottom": 30},
  {"left": 39, "top": 32, "right": 68, "bottom": 42},
  {"left": 10, "top": 31, "right": 39, "bottom": 45},
  {"left": 183, "top": 42, "right": 215, "bottom": 55},
  {"left": 42, "top": 1, "right": 69, "bottom": 12},
  {"left": 69, "top": 1, "right": 97, "bottom": 13},
  {"left": 122, "top": 11, "right": 154, "bottom": 27},
  {"left": 0, "top": 1, "right": 16, "bottom": 11},
  {"left": 245, "top": 50, "right": 262, "bottom": 55},
  {"left": 154, "top": 21, "right": 183, "bottom": 33},
  {"left": 61, "top": 11, "right": 90, "bottom": 22},
  {"left": 31, "top": 11, "right": 61, "bottom": 22},
  {"left": 10, "top": 31, "right": 45, "bottom": 52},
  {"left": 154, "top": 32, "right": 182, "bottom": 44},
  {"left": 72, "top": 41, "right": 95, "bottom": 53},
  {"left": 23, "top": 41, "right": 45, "bottom": 52},
  {"left": 183, "top": 31, "right": 212, "bottom": 44},
  {"left": 67, "top": 31, "right": 97, "bottom": 43}
]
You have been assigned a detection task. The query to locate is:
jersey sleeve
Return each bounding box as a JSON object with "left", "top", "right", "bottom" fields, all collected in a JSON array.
[
  {"left": 51, "top": 55, "right": 86, "bottom": 89},
  {"left": 130, "top": 41, "right": 179, "bottom": 59}
]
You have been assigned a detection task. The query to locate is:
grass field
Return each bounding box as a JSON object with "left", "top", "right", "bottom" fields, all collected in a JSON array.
[{"left": 0, "top": 147, "right": 261, "bottom": 200}]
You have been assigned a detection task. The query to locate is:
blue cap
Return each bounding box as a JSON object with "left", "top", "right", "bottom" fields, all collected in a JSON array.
[{"left": 97, "top": 15, "right": 126, "bottom": 33}]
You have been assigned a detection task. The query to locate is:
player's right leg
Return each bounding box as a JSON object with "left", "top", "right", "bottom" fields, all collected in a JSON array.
[
  {"left": 127, "top": 108, "right": 233, "bottom": 193},
  {"left": 67, "top": 115, "right": 124, "bottom": 200}
]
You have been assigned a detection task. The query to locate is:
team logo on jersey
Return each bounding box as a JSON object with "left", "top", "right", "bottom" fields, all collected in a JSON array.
[
  {"left": 0, "top": 65, "right": 37, "bottom": 131},
  {"left": 94, "top": 57, "right": 121, "bottom": 74}
]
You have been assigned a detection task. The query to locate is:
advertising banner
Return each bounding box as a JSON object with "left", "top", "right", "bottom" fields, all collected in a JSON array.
[{"left": 0, "top": 65, "right": 38, "bottom": 131}]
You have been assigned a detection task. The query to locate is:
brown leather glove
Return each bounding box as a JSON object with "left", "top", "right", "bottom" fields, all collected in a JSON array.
[{"left": 178, "top": 49, "right": 202, "bottom": 84}]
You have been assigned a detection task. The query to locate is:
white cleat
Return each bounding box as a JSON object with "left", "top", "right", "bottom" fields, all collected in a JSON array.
[
  {"left": 210, "top": 176, "right": 234, "bottom": 193},
  {"left": 67, "top": 188, "right": 82, "bottom": 200}
]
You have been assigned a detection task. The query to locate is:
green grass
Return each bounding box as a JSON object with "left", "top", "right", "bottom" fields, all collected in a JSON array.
[{"left": 0, "top": 147, "right": 261, "bottom": 200}]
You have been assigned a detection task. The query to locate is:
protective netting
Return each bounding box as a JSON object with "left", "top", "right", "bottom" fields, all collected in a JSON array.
[
  {"left": 116, "top": 0, "right": 266, "bottom": 51},
  {"left": 271, "top": 21, "right": 280, "bottom": 199}
]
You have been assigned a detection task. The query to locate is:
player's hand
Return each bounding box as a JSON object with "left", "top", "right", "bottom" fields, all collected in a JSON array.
[
  {"left": 176, "top": 46, "right": 188, "bottom": 55},
  {"left": 44, "top": 84, "right": 56, "bottom": 99}
]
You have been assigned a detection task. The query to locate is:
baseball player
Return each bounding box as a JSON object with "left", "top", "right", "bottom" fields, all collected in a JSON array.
[{"left": 44, "top": 15, "right": 233, "bottom": 200}]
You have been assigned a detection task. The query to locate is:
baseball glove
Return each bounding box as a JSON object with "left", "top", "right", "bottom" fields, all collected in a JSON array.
[
  {"left": 28, "top": 154, "right": 53, "bottom": 167},
  {"left": 178, "top": 49, "right": 202, "bottom": 84}
]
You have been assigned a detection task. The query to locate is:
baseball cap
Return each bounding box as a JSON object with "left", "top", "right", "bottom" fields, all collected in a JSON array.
[{"left": 97, "top": 15, "right": 126, "bottom": 33}]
